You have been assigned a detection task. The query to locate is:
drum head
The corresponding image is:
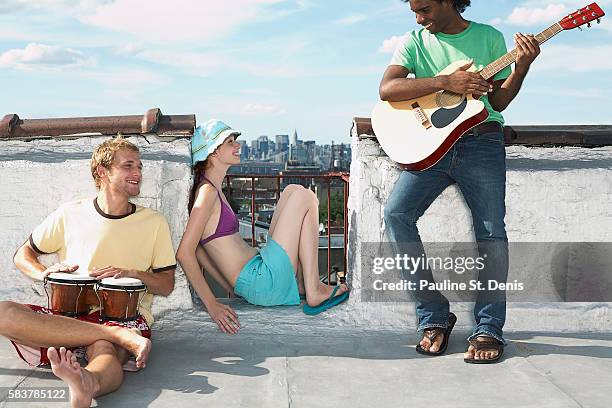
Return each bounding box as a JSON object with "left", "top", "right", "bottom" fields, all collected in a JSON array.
[
  {"left": 46, "top": 272, "right": 97, "bottom": 285},
  {"left": 99, "top": 277, "right": 146, "bottom": 290}
]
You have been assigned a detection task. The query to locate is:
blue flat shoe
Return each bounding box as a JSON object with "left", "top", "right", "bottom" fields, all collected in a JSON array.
[{"left": 303, "top": 285, "right": 349, "bottom": 315}]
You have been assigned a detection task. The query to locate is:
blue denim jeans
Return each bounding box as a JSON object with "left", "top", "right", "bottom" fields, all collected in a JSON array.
[{"left": 384, "top": 130, "right": 509, "bottom": 344}]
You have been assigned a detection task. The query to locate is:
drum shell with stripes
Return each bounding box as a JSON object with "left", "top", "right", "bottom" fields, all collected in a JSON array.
[
  {"left": 44, "top": 273, "right": 98, "bottom": 317},
  {"left": 97, "top": 278, "right": 146, "bottom": 322}
]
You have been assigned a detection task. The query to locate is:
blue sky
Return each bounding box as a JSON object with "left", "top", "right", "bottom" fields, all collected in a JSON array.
[{"left": 1, "top": 0, "right": 611, "bottom": 144}]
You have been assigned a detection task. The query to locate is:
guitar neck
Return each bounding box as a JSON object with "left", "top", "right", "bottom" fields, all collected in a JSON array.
[{"left": 480, "top": 23, "right": 564, "bottom": 81}]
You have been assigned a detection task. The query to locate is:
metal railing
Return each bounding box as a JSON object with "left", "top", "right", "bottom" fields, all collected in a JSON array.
[
  {"left": 1, "top": 109, "right": 194, "bottom": 139},
  {"left": 225, "top": 172, "right": 350, "bottom": 286}
]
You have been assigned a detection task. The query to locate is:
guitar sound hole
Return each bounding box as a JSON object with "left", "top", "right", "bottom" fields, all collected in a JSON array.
[{"left": 437, "top": 91, "right": 465, "bottom": 108}]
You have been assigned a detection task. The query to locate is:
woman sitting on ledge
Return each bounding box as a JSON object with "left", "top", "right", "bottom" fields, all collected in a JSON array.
[{"left": 177, "top": 119, "right": 349, "bottom": 334}]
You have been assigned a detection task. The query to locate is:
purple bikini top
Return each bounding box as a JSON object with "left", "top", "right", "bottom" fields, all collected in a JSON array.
[{"left": 198, "top": 175, "right": 239, "bottom": 246}]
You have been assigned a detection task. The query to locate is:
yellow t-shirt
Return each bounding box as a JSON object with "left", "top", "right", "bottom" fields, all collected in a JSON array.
[{"left": 30, "top": 198, "right": 176, "bottom": 325}]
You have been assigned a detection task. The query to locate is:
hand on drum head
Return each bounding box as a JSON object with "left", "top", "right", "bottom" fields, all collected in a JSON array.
[
  {"left": 42, "top": 263, "right": 79, "bottom": 278},
  {"left": 207, "top": 301, "right": 240, "bottom": 335},
  {"left": 90, "top": 266, "right": 136, "bottom": 280}
]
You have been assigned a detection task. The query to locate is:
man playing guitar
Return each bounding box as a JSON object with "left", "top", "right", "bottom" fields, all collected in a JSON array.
[{"left": 380, "top": 0, "right": 540, "bottom": 363}]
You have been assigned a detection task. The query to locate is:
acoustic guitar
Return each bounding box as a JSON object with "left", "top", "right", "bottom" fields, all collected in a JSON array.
[{"left": 371, "top": 2, "right": 605, "bottom": 171}]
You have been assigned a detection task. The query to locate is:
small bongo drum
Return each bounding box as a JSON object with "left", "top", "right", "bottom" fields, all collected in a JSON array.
[
  {"left": 44, "top": 273, "right": 98, "bottom": 317},
  {"left": 96, "top": 277, "right": 146, "bottom": 322}
]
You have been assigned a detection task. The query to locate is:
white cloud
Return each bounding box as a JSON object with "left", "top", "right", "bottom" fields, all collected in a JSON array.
[
  {"left": 0, "top": 0, "right": 86, "bottom": 14},
  {"left": 499, "top": 2, "right": 609, "bottom": 29},
  {"left": 490, "top": 17, "right": 503, "bottom": 26},
  {"left": 378, "top": 34, "right": 408, "bottom": 53},
  {"left": 507, "top": 4, "right": 568, "bottom": 26},
  {"left": 115, "top": 42, "right": 144, "bottom": 57},
  {"left": 241, "top": 88, "right": 278, "bottom": 96},
  {"left": 592, "top": 16, "right": 612, "bottom": 32},
  {"left": 135, "top": 49, "right": 225, "bottom": 76},
  {"left": 76, "top": 0, "right": 288, "bottom": 44},
  {"left": 335, "top": 14, "right": 367, "bottom": 25},
  {"left": 0, "top": 25, "right": 40, "bottom": 41},
  {"left": 238, "top": 62, "right": 303, "bottom": 78},
  {"left": 0, "top": 43, "right": 93, "bottom": 70},
  {"left": 203, "top": 95, "right": 287, "bottom": 117},
  {"left": 74, "top": 67, "right": 170, "bottom": 103},
  {"left": 258, "top": 0, "right": 312, "bottom": 21},
  {"left": 240, "top": 103, "right": 286, "bottom": 116},
  {"left": 83, "top": 67, "right": 170, "bottom": 88},
  {"left": 533, "top": 45, "right": 612, "bottom": 72},
  {"left": 0, "top": 0, "right": 28, "bottom": 13}
]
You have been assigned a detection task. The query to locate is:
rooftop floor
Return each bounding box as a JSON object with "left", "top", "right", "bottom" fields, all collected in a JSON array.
[{"left": 1, "top": 304, "right": 610, "bottom": 408}]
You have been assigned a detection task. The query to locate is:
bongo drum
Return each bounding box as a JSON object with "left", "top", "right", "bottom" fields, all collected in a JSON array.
[
  {"left": 97, "top": 277, "right": 146, "bottom": 322},
  {"left": 44, "top": 273, "right": 98, "bottom": 317}
]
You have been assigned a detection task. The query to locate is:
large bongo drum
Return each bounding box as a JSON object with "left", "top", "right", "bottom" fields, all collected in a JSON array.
[
  {"left": 44, "top": 273, "right": 98, "bottom": 317},
  {"left": 96, "top": 277, "right": 146, "bottom": 322}
]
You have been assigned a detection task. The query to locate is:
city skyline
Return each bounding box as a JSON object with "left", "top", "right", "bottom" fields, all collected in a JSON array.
[
  {"left": 233, "top": 128, "right": 351, "bottom": 173},
  {"left": 1, "top": 0, "right": 611, "bottom": 144},
  {"left": 237, "top": 129, "right": 348, "bottom": 145}
]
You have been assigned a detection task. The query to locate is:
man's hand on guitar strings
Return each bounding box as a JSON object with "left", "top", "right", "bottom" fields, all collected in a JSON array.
[
  {"left": 444, "top": 60, "right": 493, "bottom": 99},
  {"left": 514, "top": 33, "right": 541, "bottom": 75}
]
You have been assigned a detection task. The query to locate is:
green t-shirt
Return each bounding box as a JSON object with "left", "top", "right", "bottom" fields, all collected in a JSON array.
[{"left": 390, "top": 21, "right": 512, "bottom": 125}]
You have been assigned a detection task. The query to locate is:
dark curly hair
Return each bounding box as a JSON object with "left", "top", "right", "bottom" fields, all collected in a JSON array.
[{"left": 402, "top": 0, "right": 471, "bottom": 13}]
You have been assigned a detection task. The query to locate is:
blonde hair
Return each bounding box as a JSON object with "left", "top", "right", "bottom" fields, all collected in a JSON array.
[{"left": 91, "top": 135, "right": 140, "bottom": 189}]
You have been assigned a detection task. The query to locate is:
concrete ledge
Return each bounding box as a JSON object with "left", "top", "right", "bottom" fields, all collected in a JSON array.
[{"left": 2, "top": 133, "right": 612, "bottom": 334}]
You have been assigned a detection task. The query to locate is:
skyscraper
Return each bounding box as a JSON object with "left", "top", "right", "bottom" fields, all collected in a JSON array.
[
  {"left": 257, "top": 136, "right": 269, "bottom": 160},
  {"left": 237, "top": 140, "right": 249, "bottom": 161},
  {"left": 275, "top": 134, "right": 289, "bottom": 153},
  {"left": 291, "top": 129, "right": 298, "bottom": 148}
]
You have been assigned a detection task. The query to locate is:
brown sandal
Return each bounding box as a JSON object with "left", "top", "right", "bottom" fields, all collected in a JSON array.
[
  {"left": 464, "top": 336, "right": 504, "bottom": 364},
  {"left": 415, "top": 313, "right": 457, "bottom": 356}
]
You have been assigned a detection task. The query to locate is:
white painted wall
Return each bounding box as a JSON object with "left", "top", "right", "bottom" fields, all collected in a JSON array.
[
  {"left": 2, "top": 134, "right": 611, "bottom": 333},
  {"left": 344, "top": 134, "right": 612, "bottom": 332},
  {"left": 0, "top": 136, "right": 193, "bottom": 317}
]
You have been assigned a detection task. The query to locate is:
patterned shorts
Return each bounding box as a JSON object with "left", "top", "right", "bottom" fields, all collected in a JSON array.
[{"left": 9, "top": 304, "right": 150, "bottom": 371}]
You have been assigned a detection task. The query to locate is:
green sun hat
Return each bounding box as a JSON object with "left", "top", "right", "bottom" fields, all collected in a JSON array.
[{"left": 191, "top": 119, "right": 241, "bottom": 166}]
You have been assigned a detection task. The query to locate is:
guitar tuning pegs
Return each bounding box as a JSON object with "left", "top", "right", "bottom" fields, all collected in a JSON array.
[
  {"left": 578, "top": 26, "right": 583, "bottom": 31},
  {"left": 597, "top": 18, "right": 601, "bottom": 24},
  {"left": 587, "top": 22, "right": 591, "bottom": 28}
]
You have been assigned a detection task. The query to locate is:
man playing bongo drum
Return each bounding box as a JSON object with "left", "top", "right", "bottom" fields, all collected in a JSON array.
[{"left": 0, "top": 136, "right": 176, "bottom": 408}]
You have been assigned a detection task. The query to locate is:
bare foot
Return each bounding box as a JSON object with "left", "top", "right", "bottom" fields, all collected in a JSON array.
[
  {"left": 114, "top": 328, "right": 151, "bottom": 369},
  {"left": 463, "top": 336, "right": 501, "bottom": 361},
  {"left": 419, "top": 329, "right": 444, "bottom": 353},
  {"left": 306, "top": 283, "right": 349, "bottom": 307},
  {"left": 47, "top": 347, "right": 97, "bottom": 408}
]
